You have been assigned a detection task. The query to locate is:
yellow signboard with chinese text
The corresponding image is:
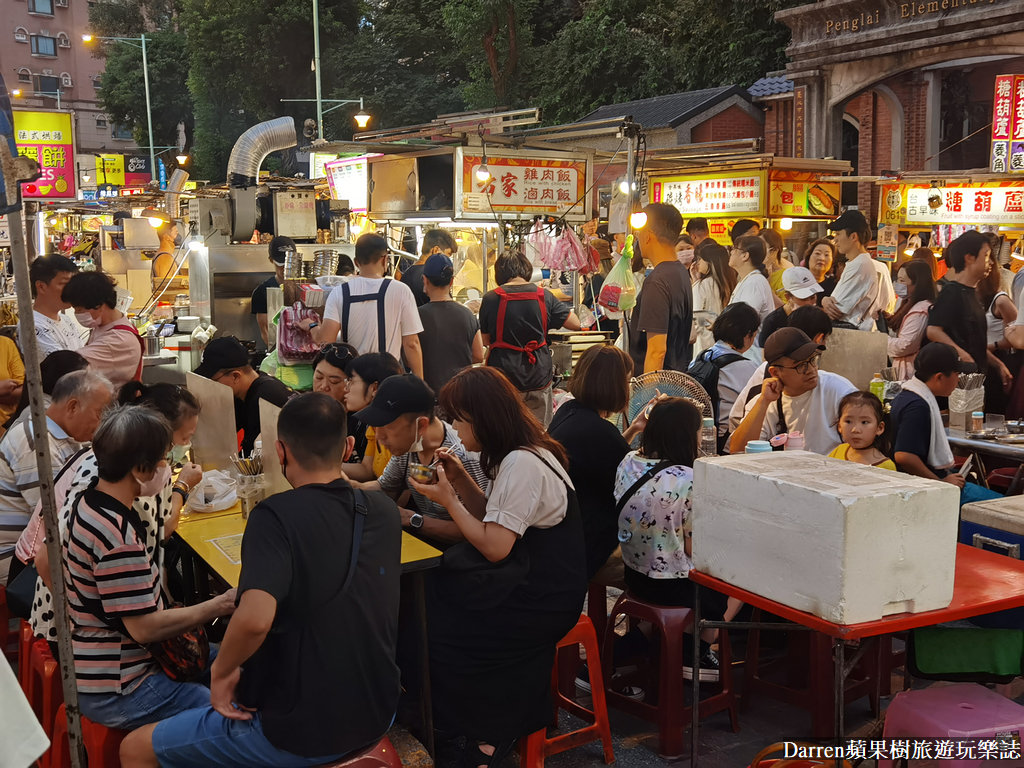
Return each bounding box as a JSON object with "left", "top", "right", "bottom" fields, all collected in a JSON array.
[{"left": 13, "top": 110, "right": 76, "bottom": 200}]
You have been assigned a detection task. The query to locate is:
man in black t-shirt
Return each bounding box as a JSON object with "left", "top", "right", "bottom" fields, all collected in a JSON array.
[
  {"left": 418, "top": 252, "right": 484, "bottom": 392},
  {"left": 250, "top": 236, "right": 293, "bottom": 346},
  {"left": 400, "top": 228, "right": 458, "bottom": 307},
  {"left": 125, "top": 393, "right": 402, "bottom": 766},
  {"left": 927, "top": 231, "right": 1010, "bottom": 391},
  {"left": 628, "top": 203, "right": 694, "bottom": 373},
  {"left": 194, "top": 336, "right": 293, "bottom": 454}
]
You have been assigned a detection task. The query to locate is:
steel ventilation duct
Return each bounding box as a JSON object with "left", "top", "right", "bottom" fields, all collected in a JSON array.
[{"left": 226, "top": 116, "right": 297, "bottom": 189}]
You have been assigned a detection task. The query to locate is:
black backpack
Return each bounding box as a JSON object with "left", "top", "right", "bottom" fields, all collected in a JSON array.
[{"left": 687, "top": 348, "right": 746, "bottom": 423}]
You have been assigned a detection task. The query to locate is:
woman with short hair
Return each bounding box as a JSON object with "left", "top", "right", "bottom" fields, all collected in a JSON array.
[
  {"left": 62, "top": 406, "right": 234, "bottom": 729},
  {"left": 410, "top": 367, "right": 586, "bottom": 767}
]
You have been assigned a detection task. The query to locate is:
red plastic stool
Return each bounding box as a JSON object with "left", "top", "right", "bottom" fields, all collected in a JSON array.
[
  {"left": 28, "top": 637, "right": 63, "bottom": 768},
  {"left": 18, "top": 619, "right": 33, "bottom": 690},
  {"left": 50, "top": 704, "right": 128, "bottom": 768},
  {"left": 318, "top": 735, "right": 403, "bottom": 767},
  {"left": 520, "top": 614, "right": 615, "bottom": 767},
  {"left": 600, "top": 592, "right": 738, "bottom": 760}
]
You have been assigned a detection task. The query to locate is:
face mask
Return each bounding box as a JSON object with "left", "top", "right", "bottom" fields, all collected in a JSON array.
[
  {"left": 135, "top": 463, "right": 172, "bottom": 497},
  {"left": 75, "top": 311, "right": 99, "bottom": 328},
  {"left": 168, "top": 442, "right": 191, "bottom": 465},
  {"left": 894, "top": 283, "right": 908, "bottom": 298}
]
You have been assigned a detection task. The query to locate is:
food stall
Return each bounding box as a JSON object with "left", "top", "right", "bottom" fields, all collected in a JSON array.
[
  {"left": 876, "top": 175, "right": 1024, "bottom": 268},
  {"left": 647, "top": 156, "right": 852, "bottom": 254}
]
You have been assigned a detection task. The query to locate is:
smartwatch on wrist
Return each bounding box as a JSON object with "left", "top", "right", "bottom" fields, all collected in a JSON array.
[
  {"left": 308, "top": 321, "right": 319, "bottom": 330},
  {"left": 409, "top": 512, "right": 424, "bottom": 529}
]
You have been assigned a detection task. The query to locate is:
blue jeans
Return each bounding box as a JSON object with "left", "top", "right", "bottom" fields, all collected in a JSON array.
[
  {"left": 78, "top": 671, "right": 211, "bottom": 731},
  {"left": 152, "top": 707, "right": 346, "bottom": 768},
  {"left": 961, "top": 482, "right": 1003, "bottom": 506}
]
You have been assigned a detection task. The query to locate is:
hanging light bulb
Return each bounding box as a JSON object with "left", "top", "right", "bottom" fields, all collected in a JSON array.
[
  {"left": 630, "top": 211, "right": 648, "bottom": 229},
  {"left": 618, "top": 179, "right": 630, "bottom": 195},
  {"left": 779, "top": 217, "right": 794, "bottom": 231},
  {"left": 476, "top": 163, "right": 491, "bottom": 183}
]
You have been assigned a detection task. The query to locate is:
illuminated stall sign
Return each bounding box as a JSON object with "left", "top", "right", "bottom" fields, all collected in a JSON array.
[
  {"left": 461, "top": 153, "right": 589, "bottom": 218},
  {"left": 879, "top": 181, "right": 1024, "bottom": 226},
  {"left": 13, "top": 110, "right": 75, "bottom": 200},
  {"left": 651, "top": 172, "right": 764, "bottom": 217},
  {"left": 325, "top": 155, "right": 373, "bottom": 211}
]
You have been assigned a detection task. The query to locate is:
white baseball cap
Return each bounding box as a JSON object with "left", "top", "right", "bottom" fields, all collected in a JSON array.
[{"left": 781, "top": 266, "right": 824, "bottom": 299}]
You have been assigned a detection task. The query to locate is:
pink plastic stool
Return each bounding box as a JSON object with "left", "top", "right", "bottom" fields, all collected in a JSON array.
[{"left": 879, "top": 683, "right": 1024, "bottom": 768}]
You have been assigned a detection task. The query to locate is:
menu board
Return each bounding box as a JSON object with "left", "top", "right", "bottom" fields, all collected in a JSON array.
[
  {"left": 650, "top": 172, "right": 765, "bottom": 217},
  {"left": 324, "top": 155, "right": 373, "bottom": 211},
  {"left": 13, "top": 110, "right": 75, "bottom": 200}
]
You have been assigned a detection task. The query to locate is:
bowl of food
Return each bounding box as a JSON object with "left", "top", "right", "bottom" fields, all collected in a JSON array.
[{"left": 409, "top": 462, "right": 436, "bottom": 484}]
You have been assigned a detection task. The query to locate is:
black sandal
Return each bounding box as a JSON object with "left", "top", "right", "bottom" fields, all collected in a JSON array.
[{"left": 462, "top": 739, "right": 516, "bottom": 768}]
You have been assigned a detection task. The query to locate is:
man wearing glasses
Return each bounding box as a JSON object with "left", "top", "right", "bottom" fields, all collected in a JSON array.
[{"left": 730, "top": 327, "right": 856, "bottom": 455}]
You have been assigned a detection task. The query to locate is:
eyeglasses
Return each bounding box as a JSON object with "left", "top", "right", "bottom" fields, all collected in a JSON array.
[
  {"left": 773, "top": 354, "right": 821, "bottom": 375},
  {"left": 322, "top": 343, "right": 355, "bottom": 371}
]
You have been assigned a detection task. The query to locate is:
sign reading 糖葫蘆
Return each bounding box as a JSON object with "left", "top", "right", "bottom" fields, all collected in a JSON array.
[
  {"left": 902, "top": 184, "right": 1024, "bottom": 225},
  {"left": 992, "top": 74, "right": 1024, "bottom": 173},
  {"left": 14, "top": 110, "right": 75, "bottom": 200}
]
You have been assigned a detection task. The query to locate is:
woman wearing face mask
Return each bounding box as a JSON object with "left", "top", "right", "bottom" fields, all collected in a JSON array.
[
  {"left": 26, "top": 383, "right": 203, "bottom": 648},
  {"left": 62, "top": 270, "right": 144, "bottom": 389},
  {"left": 58, "top": 406, "right": 234, "bottom": 731},
  {"left": 886, "top": 261, "right": 936, "bottom": 380},
  {"left": 690, "top": 242, "right": 736, "bottom": 357}
]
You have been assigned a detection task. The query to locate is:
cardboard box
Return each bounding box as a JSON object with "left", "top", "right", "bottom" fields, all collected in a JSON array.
[{"left": 691, "top": 451, "right": 960, "bottom": 625}]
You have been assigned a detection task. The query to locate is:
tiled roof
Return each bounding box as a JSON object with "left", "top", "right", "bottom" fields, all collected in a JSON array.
[
  {"left": 747, "top": 76, "right": 795, "bottom": 99},
  {"left": 577, "top": 86, "right": 748, "bottom": 129}
]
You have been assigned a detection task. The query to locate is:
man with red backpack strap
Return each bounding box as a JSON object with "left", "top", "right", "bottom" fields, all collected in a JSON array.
[
  {"left": 479, "top": 251, "right": 580, "bottom": 426},
  {"left": 62, "top": 270, "right": 144, "bottom": 388}
]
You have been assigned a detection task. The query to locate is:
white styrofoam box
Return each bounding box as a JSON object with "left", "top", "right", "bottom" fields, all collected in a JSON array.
[{"left": 691, "top": 451, "right": 960, "bottom": 625}]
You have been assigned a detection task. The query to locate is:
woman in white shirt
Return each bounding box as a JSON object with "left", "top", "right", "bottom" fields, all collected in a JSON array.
[
  {"left": 410, "top": 366, "right": 586, "bottom": 768},
  {"left": 887, "top": 261, "right": 936, "bottom": 380},
  {"left": 690, "top": 242, "right": 736, "bottom": 357},
  {"left": 728, "top": 236, "right": 776, "bottom": 325}
]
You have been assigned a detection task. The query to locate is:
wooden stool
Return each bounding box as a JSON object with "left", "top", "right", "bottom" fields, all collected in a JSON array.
[
  {"left": 318, "top": 735, "right": 403, "bottom": 767},
  {"left": 520, "top": 614, "right": 615, "bottom": 767},
  {"left": 600, "top": 591, "right": 738, "bottom": 760},
  {"left": 50, "top": 704, "right": 128, "bottom": 768}
]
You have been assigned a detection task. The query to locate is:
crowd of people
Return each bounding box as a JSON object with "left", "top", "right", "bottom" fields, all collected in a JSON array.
[{"left": 5, "top": 204, "right": 1022, "bottom": 767}]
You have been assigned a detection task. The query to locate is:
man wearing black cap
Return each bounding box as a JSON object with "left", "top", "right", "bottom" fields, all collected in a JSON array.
[
  {"left": 417, "top": 252, "right": 484, "bottom": 393},
  {"left": 350, "top": 374, "right": 488, "bottom": 545},
  {"left": 821, "top": 210, "right": 895, "bottom": 331},
  {"left": 892, "top": 343, "right": 1001, "bottom": 503},
  {"left": 400, "top": 228, "right": 458, "bottom": 307},
  {"left": 730, "top": 327, "right": 856, "bottom": 455},
  {"left": 302, "top": 233, "right": 424, "bottom": 378},
  {"left": 251, "top": 236, "right": 294, "bottom": 346},
  {"left": 194, "top": 336, "right": 293, "bottom": 454}
]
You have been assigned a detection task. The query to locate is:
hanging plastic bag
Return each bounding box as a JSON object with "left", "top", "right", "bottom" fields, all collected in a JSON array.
[
  {"left": 278, "top": 302, "right": 320, "bottom": 365},
  {"left": 525, "top": 219, "right": 555, "bottom": 268},
  {"left": 598, "top": 236, "right": 637, "bottom": 313}
]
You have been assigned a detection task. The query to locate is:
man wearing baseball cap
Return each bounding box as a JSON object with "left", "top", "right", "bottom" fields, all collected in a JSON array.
[
  {"left": 891, "top": 343, "right": 1000, "bottom": 503},
  {"left": 757, "top": 266, "right": 824, "bottom": 347},
  {"left": 251, "top": 235, "right": 295, "bottom": 346},
  {"left": 194, "top": 336, "right": 293, "bottom": 454},
  {"left": 400, "top": 228, "right": 458, "bottom": 307},
  {"left": 821, "top": 210, "right": 895, "bottom": 331},
  {"left": 417, "top": 252, "right": 484, "bottom": 393},
  {"left": 351, "top": 373, "right": 488, "bottom": 545},
  {"left": 730, "top": 327, "right": 856, "bottom": 455}
]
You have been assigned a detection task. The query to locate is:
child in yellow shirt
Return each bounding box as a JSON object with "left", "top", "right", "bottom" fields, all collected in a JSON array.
[{"left": 828, "top": 391, "right": 897, "bottom": 470}]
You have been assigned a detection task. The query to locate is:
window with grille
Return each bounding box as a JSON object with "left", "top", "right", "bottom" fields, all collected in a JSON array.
[
  {"left": 28, "top": 0, "right": 54, "bottom": 14},
  {"left": 17, "top": 68, "right": 32, "bottom": 82},
  {"left": 31, "top": 35, "right": 57, "bottom": 56},
  {"left": 14, "top": 27, "right": 29, "bottom": 42}
]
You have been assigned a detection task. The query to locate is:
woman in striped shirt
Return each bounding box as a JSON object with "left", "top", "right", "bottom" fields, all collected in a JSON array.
[{"left": 63, "top": 406, "right": 235, "bottom": 730}]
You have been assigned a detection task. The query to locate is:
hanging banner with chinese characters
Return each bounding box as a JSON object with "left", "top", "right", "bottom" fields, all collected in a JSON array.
[
  {"left": 649, "top": 171, "right": 766, "bottom": 217},
  {"left": 458, "top": 150, "right": 590, "bottom": 221},
  {"left": 991, "top": 74, "right": 1024, "bottom": 173},
  {"left": 13, "top": 109, "right": 75, "bottom": 200},
  {"left": 878, "top": 181, "right": 1024, "bottom": 226}
]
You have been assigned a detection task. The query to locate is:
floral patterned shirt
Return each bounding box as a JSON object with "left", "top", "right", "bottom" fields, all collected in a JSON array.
[{"left": 614, "top": 451, "right": 693, "bottom": 580}]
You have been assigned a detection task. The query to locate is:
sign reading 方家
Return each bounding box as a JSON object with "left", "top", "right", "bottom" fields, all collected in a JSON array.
[
  {"left": 991, "top": 74, "right": 1024, "bottom": 173},
  {"left": 13, "top": 109, "right": 75, "bottom": 200},
  {"left": 650, "top": 172, "right": 765, "bottom": 217},
  {"left": 880, "top": 181, "right": 1024, "bottom": 226},
  {"left": 461, "top": 154, "right": 588, "bottom": 217}
]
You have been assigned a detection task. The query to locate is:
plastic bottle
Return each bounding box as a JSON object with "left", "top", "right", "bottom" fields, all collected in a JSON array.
[
  {"left": 700, "top": 417, "right": 717, "bottom": 457},
  {"left": 869, "top": 372, "right": 885, "bottom": 403},
  {"left": 785, "top": 431, "right": 805, "bottom": 451},
  {"left": 745, "top": 440, "right": 773, "bottom": 454}
]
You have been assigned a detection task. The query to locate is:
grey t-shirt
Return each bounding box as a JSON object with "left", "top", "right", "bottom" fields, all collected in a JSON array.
[
  {"left": 377, "top": 421, "right": 490, "bottom": 519},
  {"left": 418, "top": 300, "right": 479, "bottom": 394}
]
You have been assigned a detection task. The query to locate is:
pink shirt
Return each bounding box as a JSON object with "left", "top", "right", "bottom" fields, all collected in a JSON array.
[{"left": 79, "top": 317, "right": 143, "bottom": 389}]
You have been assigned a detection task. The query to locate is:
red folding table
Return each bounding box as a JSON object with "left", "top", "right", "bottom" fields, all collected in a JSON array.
[{"left": 688, "top": 544, "right": 1024, "bottom": 766}]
